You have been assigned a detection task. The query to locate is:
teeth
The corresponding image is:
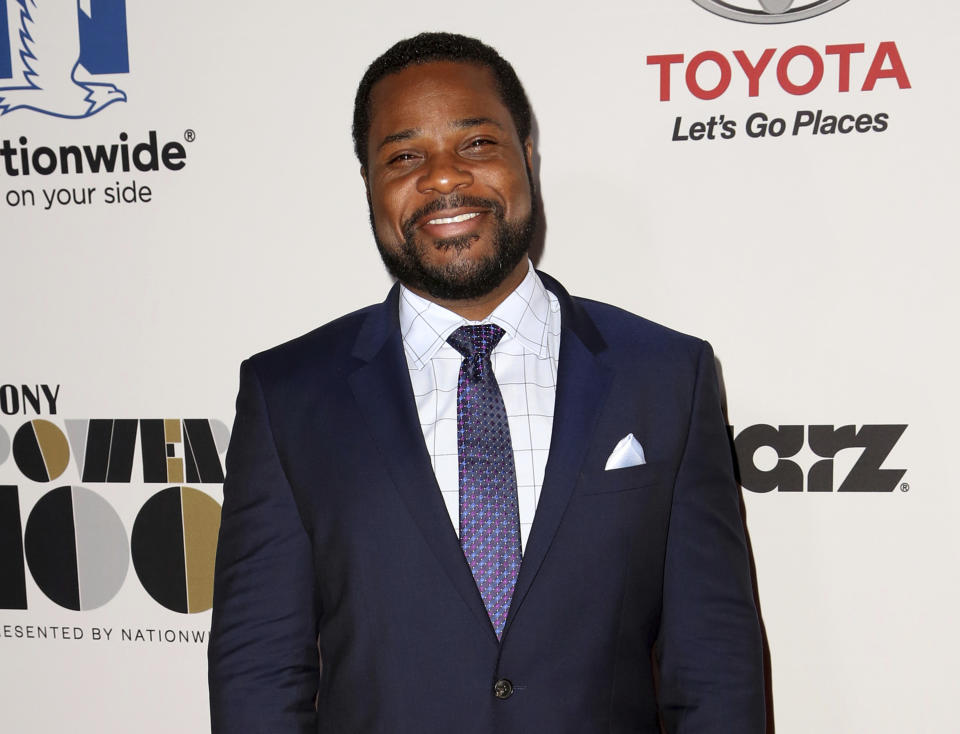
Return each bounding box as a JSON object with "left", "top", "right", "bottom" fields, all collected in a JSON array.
[{"left": 427, "top": 212, "right": 480, "bottom": 225}]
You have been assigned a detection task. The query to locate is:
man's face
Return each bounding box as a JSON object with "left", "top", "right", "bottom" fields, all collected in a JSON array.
[{"left": 363, "top": 61, "right": 535, "bottom": 301}]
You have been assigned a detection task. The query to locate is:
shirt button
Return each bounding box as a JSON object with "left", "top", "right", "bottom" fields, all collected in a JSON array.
[{"left": 493, "top": 678, "right": 514, "bottom": 699}]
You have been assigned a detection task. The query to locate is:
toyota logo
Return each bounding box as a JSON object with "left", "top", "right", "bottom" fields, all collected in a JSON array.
[{"left": 691, "top": 0, "right": 851, "bottom": 24}]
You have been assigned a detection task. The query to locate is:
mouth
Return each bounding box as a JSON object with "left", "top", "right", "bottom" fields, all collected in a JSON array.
[
  {"left": 425, "top": 211, "right": 482, "bottom": 225},
  {"left": 415, "top": 207, "right": 490, "bottom": 240}
]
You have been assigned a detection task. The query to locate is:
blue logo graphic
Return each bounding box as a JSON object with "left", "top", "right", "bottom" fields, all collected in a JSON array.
[{"left": 0, "top": 0, "right": 129, "bottom": 118}]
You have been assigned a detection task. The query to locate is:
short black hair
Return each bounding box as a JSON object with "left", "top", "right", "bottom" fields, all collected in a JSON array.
[{"left": 352, "top": 32, "right": 532, "bottom": 168}]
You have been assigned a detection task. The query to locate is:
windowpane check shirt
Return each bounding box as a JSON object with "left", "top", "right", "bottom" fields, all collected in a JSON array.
[{"left": 399, "top": 261, "right": 562, "bottom": 552}]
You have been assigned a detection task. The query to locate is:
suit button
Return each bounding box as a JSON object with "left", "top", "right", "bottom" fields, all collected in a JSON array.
[{"left": 493, "top": 678, "right": 514, "bottom": 699}]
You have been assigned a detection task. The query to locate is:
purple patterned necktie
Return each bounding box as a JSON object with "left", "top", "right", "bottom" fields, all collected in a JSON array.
[{"left": 447, "top": 324, "right": 522, "bottom": 640}]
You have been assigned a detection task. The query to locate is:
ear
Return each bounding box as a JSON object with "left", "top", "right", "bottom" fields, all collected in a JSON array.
[
  {"left": 360, "top": 165, "right": 370, "bottom": 196},
  {"left": 523, "top": 137, "right": 534, "bottom": 176}
]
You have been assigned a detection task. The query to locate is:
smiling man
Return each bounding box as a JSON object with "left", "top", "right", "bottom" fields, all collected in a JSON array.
[
  {"left": 209, "top": 32, "right": 765, "bottom": 734},
  {"left": 364, "top": 60, "right": 536, "bottom": 315}
]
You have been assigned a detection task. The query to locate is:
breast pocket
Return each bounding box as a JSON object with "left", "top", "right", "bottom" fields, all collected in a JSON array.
[{"left": 577, "top": 461, "right": 673, "bottom": 496}]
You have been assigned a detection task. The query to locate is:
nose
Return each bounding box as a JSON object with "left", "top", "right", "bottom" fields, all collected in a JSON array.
[{"left": 416, "top": 154, "right": 473, "bottom": 195}]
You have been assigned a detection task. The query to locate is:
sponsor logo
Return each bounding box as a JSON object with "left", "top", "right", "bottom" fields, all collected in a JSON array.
[
  {"left": 0, "top": 133, "right": 187, "bottom": 178},
  {"left": 647, "top": 41, "right": 911, "bottom": 143},
  {"left": 0, "top": 3, "right": 195, "bottom": 212},
  {"left": 731, "top": 424, "right": 907, "bottom": 493},
  {"left": 0, "top": 384, "right": 60, "bottom": 415},
  {"left": 0, "top": 0, "right": 130, "bottom": 118},
  {"left": 5, "top": 418, "right": 227, "bottom": 485},
  {"left": 0, "top": 411, "right": 227, "bottom": 614},
  {"left": 647, "top": 42, "right": 911, "bottom": 102},
  {"left": 2, "top": 483, "right": 220, "bottom": 614},
  {"left": 1, "top": 130, "right": 189, "bottom": 211},
  {"left": 691, "top": 0, "right": 851, "bottom": 24}
]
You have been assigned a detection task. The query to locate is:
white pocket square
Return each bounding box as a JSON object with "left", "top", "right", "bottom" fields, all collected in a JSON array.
[{"left": 604, "top": 433, "right": 646, "bottom": 470}]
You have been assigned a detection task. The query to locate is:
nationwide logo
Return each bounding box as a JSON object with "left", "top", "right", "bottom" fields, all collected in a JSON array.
[
  {"left": 0, "top": 0, "right": 129, "bottom": 118},
  {"left": 691, "top": 0, "right": 851, "bottom": 24}
]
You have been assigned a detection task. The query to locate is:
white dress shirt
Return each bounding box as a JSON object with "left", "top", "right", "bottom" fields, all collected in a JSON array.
[{"left": 399, "top": 260, "right": 561, "bottom": 552}]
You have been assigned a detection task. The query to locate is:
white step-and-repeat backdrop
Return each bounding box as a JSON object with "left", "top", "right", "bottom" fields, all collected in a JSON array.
[{"left": 2, "top": 1, "right": 957, "bottom": 731}]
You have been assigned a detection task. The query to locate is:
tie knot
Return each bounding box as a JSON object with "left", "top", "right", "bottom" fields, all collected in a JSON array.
[{"left": 447, "top": 324, "right": 505, "bottom": 360}]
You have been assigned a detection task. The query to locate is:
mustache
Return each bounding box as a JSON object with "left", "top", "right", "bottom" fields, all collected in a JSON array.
[{"left": 401, "top": 194, "right": 503, "bottom": 237}]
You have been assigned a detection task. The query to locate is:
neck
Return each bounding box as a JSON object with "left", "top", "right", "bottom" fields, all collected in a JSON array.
[{"left": 407, "top": 259, "right": 529, "bottom": 321}]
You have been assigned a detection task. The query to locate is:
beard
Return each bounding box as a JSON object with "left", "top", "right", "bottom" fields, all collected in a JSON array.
[{"left": 371, "top": 192, "right": 536, "bottom": 301}]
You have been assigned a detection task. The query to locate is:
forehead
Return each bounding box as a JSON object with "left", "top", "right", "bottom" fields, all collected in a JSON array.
[{"left": 367, "top": 61, "right": 515, "bottom": 140}]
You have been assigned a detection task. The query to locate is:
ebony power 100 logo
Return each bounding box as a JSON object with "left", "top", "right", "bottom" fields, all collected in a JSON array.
[
  {"left": 0, "top": 409, "right": 226, "bottom": 614},
  {"left": 0, "top": 0, "right": 129, "bottom": 118}
]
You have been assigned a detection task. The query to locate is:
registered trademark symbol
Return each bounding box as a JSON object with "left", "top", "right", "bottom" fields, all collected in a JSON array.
[
  {"left": 900, "top": 483, "right": 910, "bottom": 492},
  {"left": 184, "top": 129, "right": 196, "bottom": 143}
]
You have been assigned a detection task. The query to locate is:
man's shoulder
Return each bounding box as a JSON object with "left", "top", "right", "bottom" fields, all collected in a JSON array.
[
  {"left": 569, "top": 295, "right": 712, "bottom": 395},
  {"left": 244, "top": 300, "right": 384, "bottom": 385},
  {"left": 576, "top": 295, "right": 701, "bottom": 345},
  {"left": 538, "top": 270, "right": 706, "bottom": 361},
  {"left": 567, "top": 291, "right": 708, "bottom": 366}
]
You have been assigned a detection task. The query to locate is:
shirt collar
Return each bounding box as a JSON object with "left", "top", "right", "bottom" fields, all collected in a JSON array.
[{"left": 399, "top": 260, "right": 554, "bottom": 369}]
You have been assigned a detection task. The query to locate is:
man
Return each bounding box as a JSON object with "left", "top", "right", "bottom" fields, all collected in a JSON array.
[{"left": 208, "top": 32, "right": 764, "bottom": 734}]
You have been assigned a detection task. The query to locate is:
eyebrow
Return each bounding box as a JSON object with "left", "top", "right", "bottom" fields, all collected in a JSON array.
[
  {"left": 376, "top": 117, "right": 505, "bottom": 151},
  {"left": 453, "top": 117, "right": 504, "bottom": 130},
  {"left": 377, "top": 129, "right": 418, "bottom": 150}
]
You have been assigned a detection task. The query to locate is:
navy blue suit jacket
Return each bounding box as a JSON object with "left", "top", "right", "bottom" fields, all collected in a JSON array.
[{"left": 208, "top": 273, "right": 764, "bottom": 733}]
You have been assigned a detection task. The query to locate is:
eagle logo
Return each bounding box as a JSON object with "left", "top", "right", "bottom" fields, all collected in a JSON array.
[
  {"left": 0, "top": 0, "right": 128, "bottom": 118},
  {"left": 690, "top": 0, "right": 852, "bottom": 24}
]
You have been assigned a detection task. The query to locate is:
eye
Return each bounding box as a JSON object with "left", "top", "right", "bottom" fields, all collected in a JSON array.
[
  {"left": 387, "top": 151, "right": 418, "bottom": 165},
  {"left": 460, "top": 137, "right": 498, "bottom": 158},
  {"left": 466, "top": 137, "right": 495, "bottom": 149}
]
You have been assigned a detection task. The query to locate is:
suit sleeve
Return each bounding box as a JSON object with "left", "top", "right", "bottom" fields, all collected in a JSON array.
[
  {"left": 208, "top": 360, "right": 320, "bottom": 733},
  {"left": 656, "top": 341, "right": 765, "bottom": 733}
]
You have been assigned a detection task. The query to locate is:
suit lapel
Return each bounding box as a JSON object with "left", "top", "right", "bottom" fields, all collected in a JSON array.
[
  {"left": 347, "top": 287, "right": 498, "bottom": 644},
  {"left": 346, "top": 275, "right": 612, "bottom": 644},
  {"left": 505, "top": 272, "right": 613, "bottom": 633}
]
